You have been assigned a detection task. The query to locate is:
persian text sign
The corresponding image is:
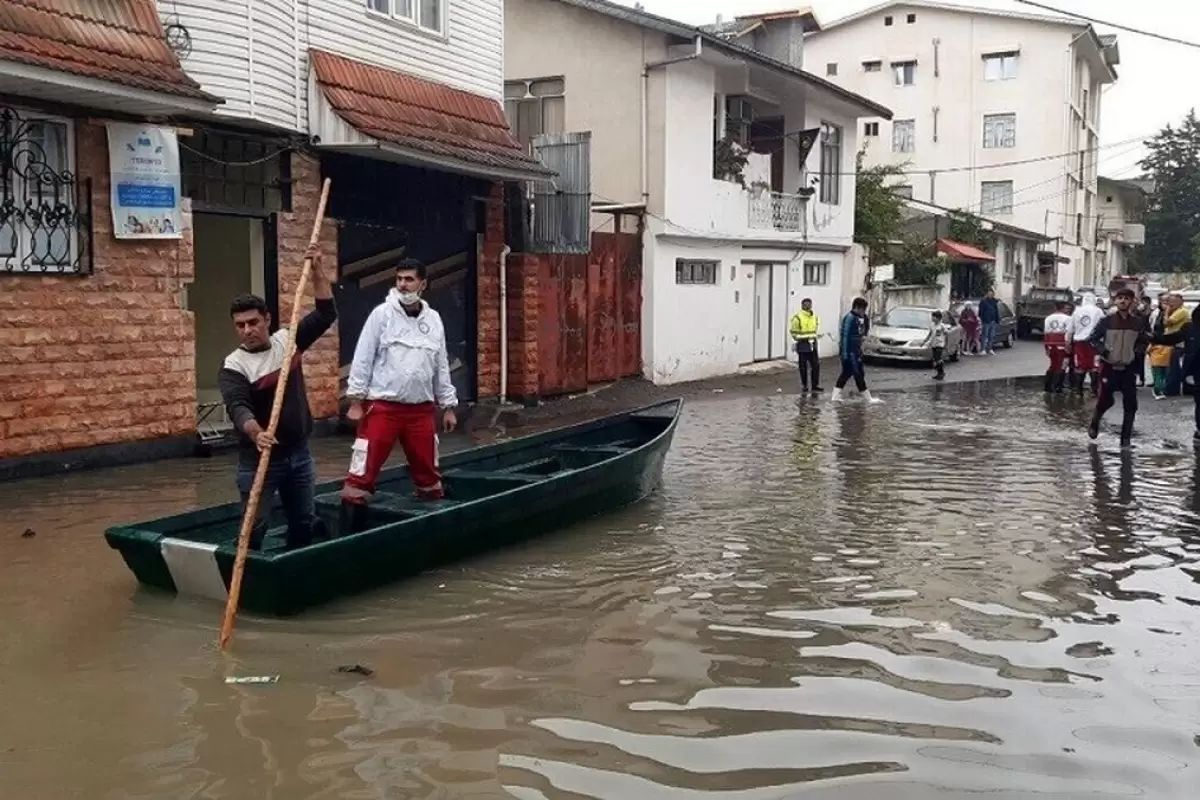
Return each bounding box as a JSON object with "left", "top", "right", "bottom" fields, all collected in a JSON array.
[{"left": 106, "top": 122, "right": 182, "bottom": 239}]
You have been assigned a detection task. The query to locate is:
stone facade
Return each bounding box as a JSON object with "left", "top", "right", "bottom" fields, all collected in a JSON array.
[
  {"left": 0, "top": 120, "right": 197, "bottom": 461},
  {"left": 475, "top": 182, "right": 541, "bottom": 403}
]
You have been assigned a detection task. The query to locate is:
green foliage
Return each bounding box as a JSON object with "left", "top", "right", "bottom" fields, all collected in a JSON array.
[
  {"left": 946, "top": 210, "right": 996, "bottom": 252},
  {"left": 713, "top": 137, "right": 748, "bottom": 186},
  {"left": 1140, "top": 109, "right": 1200, "bottom": 272},
  {"left": 892, "top": 235, "right": 949, "bottom": 286},
  {"left": 853, "top": 152, "right": 910, "bottom": 264}
]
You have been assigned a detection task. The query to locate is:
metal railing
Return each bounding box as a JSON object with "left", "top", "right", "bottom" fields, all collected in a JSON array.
[{"left": 747, "top": 189, "right": 806, "bottom": 234}]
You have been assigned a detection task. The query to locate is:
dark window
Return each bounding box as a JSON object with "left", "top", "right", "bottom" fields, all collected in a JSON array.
[
  {"left": 884, "top": 15, "right": 893, "bottom": 25},
  {"left": 863, "top": 121, "right": 879, "bottom": 137},
  {"left": 826, "top": 62, "right": 838, "bottom": 76},
  {"left": 907, "top": 12, "right": 917, "bottom": 23},
  {"left": 803, "top": 261, "right": 830, "bottom": 286},
  {"left": 676, "top": 259, "right": 718, "bottom": 285},
  {"left": 863, "top": 60, "right": 882, "bottom": 72}
]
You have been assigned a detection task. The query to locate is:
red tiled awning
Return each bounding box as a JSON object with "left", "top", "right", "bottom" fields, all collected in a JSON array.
[
  {"left": 937, "top": 238, "right": 996, "bottom": 263},
  {"left": 308, "top": 49, "right": 553, "bottom": 182},
  {"left": 0, "top": 0, "right": 219, "bottom": 105}
]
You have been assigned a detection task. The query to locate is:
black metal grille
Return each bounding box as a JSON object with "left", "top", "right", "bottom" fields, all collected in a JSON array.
[
  {"left": 180, "top": 128, "right": 291, "bottom": 213},
  {"left": 0, "top": 105, "right": 93, "bottom": 275}
]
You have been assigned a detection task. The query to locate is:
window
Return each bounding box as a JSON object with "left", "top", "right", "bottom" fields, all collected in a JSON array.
[
  {"left": 983, "top": 113, "right": 1016, "bottom": 148},
  {"left": 892, "top": 185, "right": 913, "bottom": 199},
  {"left": 818, "top": 122, "right": 842, "bottom": 205},
  {"left": 893, "top": 61, "right": 916, "bottom": 86},
  {"left": 1, "top": 112, "right": 80, "bottom": 273},
  {"left": 907, "top": 13, "right": 917, "bottom": 23},
  {"left": 826, "top": 63, "right": 838, "bottom": 76},
  {"left": 981, "top": 180, "right": 1013, "bottom": 215},
  {"left": 892, "top": 119, "right": 915, "bottom": 153},
  {"left": 884, "top": 15, "right": 893, "bottom": 25},
  {"left": 1002, "top": 240, "right": 1016, "bottom": 280},
  {"left": 676, "top": 259, "right": 718, "bottom": 285},
  {"left": 983, "top": 52, "right": 1018, "bottom": 81},
  {"left": 863, "top": 60, "right": 882, "bottom": 72},
  {"left": 803, "top": 261, "right": 830, "bottom": 286},
  {"left": 863, "top": 121, "right": 879, "bottom": 137},
  {"left": 366, "top": 0, "right": 444, "bottom": 33},
  {"left": 504, "top": 77, "right": 565, "bottom": 147}
]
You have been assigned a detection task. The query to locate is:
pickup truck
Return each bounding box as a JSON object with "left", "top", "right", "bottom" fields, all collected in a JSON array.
[{"left": 1016, "top": 287, "right": 1076, "bottom": 338}]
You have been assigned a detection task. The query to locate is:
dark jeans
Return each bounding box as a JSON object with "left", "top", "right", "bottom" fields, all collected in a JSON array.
[
  {"left": 236, "top": 443, "right": 317, "bottom": 548},
  {"left": 796, "top": 342, "right": 820, "bottom": 388},
  {"left": 835, "top": 355, "right": 867, "bottom": 392},
  {"left": 1165, "top": 347, "right": 1185, "bottom": 396},
  {"left": 1094, "top": 364, "right": 1139, "bottom": 440}
]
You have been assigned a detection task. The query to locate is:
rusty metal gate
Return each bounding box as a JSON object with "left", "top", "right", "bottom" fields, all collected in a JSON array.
[{"left": 538, "top": 231, "right": 642, "bottom": 396}]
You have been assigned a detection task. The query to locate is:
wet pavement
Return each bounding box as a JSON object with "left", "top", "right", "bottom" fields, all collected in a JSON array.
[{"left": 3, "top": 378, "right": 1200, "bottom": 798}]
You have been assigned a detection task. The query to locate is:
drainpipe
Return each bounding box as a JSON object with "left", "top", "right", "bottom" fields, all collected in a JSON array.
[
  {"left": 499, "top": 244, "right": 512, "bottom": 404},
  {"left": 642, "top": 36, "right": 703, "bottom": 205}
]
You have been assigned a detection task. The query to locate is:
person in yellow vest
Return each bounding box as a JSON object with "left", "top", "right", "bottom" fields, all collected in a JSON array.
[{"left": 789, "top": 297, "right": 823, "bottom": 393}]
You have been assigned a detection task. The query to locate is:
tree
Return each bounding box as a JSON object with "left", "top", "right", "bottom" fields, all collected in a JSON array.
[
  {"left": 853, "top": 152, "right": 910, "bottom": 264},
  {"left": 1140, "top": 109, "right": 1200, "bottom": 272}
]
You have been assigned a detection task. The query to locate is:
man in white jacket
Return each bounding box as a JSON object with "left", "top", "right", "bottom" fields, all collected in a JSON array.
[
  {"left": 1070, "top": 296, "right": 1104, "bottom": 395},
  {"left": 340, "top": 259, "right": 458, "bottom": 532}
]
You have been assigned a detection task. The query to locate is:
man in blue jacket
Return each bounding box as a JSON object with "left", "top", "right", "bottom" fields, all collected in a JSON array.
[
  {"left": 978, "top": 289, "right": 1001, "bottom": 355},
  {"left": 831, "top": 297, "right": 884, "bottom": 404}
]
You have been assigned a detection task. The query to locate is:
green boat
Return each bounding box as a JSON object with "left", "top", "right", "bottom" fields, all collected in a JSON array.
[{"left": 104, "top": 398, "right": 682, "bottom": 616}]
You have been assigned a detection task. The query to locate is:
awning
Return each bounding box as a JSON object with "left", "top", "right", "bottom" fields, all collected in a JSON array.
[
  {"left": 308, "top": 49, "right": 554, "bottom": 183},
  {"left": 937, "top": 238, "right": 995, "bottom": 263},
  {"left": 0, "top": 0, "right": 221, "bottom": 116}
]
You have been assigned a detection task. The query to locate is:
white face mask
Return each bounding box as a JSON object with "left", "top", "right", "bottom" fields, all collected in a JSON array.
[{"left": 397, "top": 290, "right": 421, "bottom": 306}]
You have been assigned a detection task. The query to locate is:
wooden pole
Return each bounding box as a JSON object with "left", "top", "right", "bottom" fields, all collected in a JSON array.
[{"left": 219, "top": 177, "right": 332, "bottom": 651}]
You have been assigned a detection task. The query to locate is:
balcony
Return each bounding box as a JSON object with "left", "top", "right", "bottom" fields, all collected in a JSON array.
[{"left": 748, "top": 188, "right": 807, "bottom": 234}]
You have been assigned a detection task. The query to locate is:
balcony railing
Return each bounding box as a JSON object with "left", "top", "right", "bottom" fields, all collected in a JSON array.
[{"left": 748, "top": 189, "right": 806, "bottom": 234}]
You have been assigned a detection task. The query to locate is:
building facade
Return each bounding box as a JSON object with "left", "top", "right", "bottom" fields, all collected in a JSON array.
[
  {"left": 1095, "top": 176, "right": 1147, "bottom": 283},
  {"left": 0, "top": 0, "right": 549, "bottom": 479},
  {"left": 505, "top": 1, "right": 889, "bottom": 385},
  {"left": 803, "top": 0, "right": 1120, "bottom": 293}
]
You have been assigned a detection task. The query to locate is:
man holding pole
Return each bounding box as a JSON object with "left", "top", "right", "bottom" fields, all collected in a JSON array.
[
  {"left": 218, "top": 243, "right": 336, "bottom": 551},
  {"left": 339, "top": 259, "right": 459, "bottom": 535}
]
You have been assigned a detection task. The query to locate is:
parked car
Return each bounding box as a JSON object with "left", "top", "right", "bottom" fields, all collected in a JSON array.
[
  {"left": 862, "top": 306, "right": 963, "bottom": 364},
  {"left": 950, "top": 298, "right": 1017, "bottom": 350},
  {"left": 1015, "top": 287, "right": 1075, "bottom": 338}
]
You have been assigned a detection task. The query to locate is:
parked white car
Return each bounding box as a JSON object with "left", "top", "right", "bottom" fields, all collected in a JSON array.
[{"left": 862, "top": 306, "right": 963, "bottom": 364}]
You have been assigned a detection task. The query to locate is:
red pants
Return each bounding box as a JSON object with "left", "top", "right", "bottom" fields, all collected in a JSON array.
[
  {"left": 1045, "top": 344, "right": 1069, "bottom": 373},
  {"left": 341, "top": 401, "right": 442, "bottom": 504},
  {"left": 1072, "top": 341, "right": 1097, "bottom": 373}
]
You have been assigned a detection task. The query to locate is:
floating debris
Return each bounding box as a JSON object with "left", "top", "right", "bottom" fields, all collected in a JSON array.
[
  {"left": 224, "top": 675, "right": 279, "bottom": 684},
  {"left": 336, "top": 664, "right": 374, "bottom": 677},
  {"left": 21, "top": 528, "right": 35, "bottom": 538}
]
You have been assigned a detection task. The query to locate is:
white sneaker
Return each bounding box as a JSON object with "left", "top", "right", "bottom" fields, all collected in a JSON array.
[
  {"left": 862, "top": 390, "right": 884, "bottom": 405},
  {"left": 830, "top": 388, "right": 844, "bottom": 402}
]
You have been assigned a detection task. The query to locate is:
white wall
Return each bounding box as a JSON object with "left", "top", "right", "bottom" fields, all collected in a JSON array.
[
  {"left": 164, "top": 0, "right": 504, "bottom": 132},
  {"left": 805, "top": 6, "right": 1112, "bottom": 288},
  {"left": 805, "top": 94, "right": 859, "bottom": 250}
]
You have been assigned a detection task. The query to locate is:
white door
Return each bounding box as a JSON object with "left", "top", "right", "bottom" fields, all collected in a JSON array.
[
  {"left": 771, "top": 262, "right": 790, "bottom": 360},
  {"left": 753, "top": 264, "right": 772, "bottom": 361}
]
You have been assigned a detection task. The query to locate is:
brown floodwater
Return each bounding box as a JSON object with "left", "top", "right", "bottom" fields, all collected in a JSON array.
[{"left": 2, "top": 383, "right": 1199, "bottom": 799}]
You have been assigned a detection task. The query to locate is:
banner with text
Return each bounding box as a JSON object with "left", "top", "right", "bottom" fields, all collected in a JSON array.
[{"left": 106, "top": 122, "right": 183, "bottom": 239}]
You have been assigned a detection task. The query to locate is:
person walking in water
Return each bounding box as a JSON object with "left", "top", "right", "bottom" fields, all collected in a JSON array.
[
  {"left": 930, "top": 310, "right": 948, "bottom": 381},
  {"left": 1087, "top": 288, "right": 1152, "bottom": 447},
  {"left": 1042, "top": 300, "right": 1075, "bottom": 393},
  {"left": 831, "top": 297, "right": 883, "bottom": 404},
  {"left": 977, "top": 290, "right": 1001, "bottom": 355},
  {"left": 789, "top": 298, "right": 823, "bottom": 393},
  {"left": 1070, "top": 295, "right": 1103, "bottom": 395},
  {"left": 340, "top": 258, "right": 459, "bottom": 535}
]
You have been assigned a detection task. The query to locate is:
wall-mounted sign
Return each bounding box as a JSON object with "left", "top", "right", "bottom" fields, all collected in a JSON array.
[
  {"left": 106, "top": 122, "right": 182, "bottom": 239},
  {"left": 872, "top": 263, "right": 895, "bottom": 282}
]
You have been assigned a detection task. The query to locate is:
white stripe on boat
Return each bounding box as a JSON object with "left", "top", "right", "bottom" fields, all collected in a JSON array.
[{"left": 160, "top": 538, "right": 229, "bottom": 601}]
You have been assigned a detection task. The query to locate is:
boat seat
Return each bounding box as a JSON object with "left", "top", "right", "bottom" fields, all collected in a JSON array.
[{"left": 550, "top": 444, "right": 632, "bottom": 456}]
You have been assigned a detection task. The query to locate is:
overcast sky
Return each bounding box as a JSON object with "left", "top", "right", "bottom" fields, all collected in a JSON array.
[{"left": 610, "top": 0, "right": 1200, "bottom": 179}]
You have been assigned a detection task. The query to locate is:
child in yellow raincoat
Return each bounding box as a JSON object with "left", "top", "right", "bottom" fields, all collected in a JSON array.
[{"left": 1149, "top": 297, "right": 1190, "bottom": 398}]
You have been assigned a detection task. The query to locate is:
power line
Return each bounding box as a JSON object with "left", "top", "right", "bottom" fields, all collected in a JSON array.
[
  {"left": 874, "top": 133, "right": 1152, "bottom": 177},
  {"left": 1012, "top": 0, "right": 1200, "bottom": 50}
]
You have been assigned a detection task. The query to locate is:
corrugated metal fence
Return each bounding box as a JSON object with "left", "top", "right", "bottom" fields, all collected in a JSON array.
[{"left": 530, "top": 131, "right": 591, "bottom": 254}]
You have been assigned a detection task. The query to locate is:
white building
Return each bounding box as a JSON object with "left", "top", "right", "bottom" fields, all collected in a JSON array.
[
  {"left": 803, "top": 0, "right": 1120, "bottom": 294},
  {"left": 504, "top": 1, "right": 890, "bottom": 384},
  {"left": 1095, "top": 176, "right": 1147, "bottom": 283}
]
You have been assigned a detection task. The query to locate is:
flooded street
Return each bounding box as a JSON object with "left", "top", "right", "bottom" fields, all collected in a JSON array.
[{"left": 3, "top": 381, "right": 1199, "bottom": 799}]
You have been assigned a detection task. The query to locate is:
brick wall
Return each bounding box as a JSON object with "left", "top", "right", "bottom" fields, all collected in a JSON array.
[
  {"left": 0, "top": 120, "right": 196, "bottom": 461},
  {"left": 277, "top": 152, "right": 340, "bottom": 418},
  {"left": 475, "top": 182, "right": 540, "bottom": 402}
]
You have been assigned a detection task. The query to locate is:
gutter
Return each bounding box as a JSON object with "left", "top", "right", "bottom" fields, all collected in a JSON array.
[{"left": 641, "top": 35, "right": 702, "bottom": 205}]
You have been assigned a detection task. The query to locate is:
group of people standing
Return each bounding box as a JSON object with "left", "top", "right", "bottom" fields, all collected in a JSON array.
[
  {"left": 953, "top": 290, "right": 1005, "bottom": 356},
  {"left": 1042, "top": 289, "right": 1200, "bottom": 447},
  {"left": 218, "top": 249, "right": 459, "bottom": 551},
  {"left": 789, "top": 296, "right": 885, "bottom": 404}
]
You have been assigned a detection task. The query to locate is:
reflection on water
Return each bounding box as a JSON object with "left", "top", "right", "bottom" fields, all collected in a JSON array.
[{"left": 2, "top": 385, "right": 1200, "bottom": 798}]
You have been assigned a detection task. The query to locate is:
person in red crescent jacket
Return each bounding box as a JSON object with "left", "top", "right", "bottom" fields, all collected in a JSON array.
[{"left": 1042, "top": 300, "right": 1075, "bottom": 393}]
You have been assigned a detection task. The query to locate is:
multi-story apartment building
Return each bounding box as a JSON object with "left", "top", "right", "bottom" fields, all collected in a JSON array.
[{"left": 804, "top": 0, "right": 1120, "bottom": 295}]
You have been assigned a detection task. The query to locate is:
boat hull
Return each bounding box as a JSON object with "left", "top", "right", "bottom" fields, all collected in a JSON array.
[{"left": 105, "top": 399, "right": 681, "bottom": 616}]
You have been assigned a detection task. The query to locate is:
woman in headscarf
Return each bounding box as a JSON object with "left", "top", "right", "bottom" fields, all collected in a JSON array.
[{"left": 958, "top": 302, "right": 981, "bottom": 355}]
